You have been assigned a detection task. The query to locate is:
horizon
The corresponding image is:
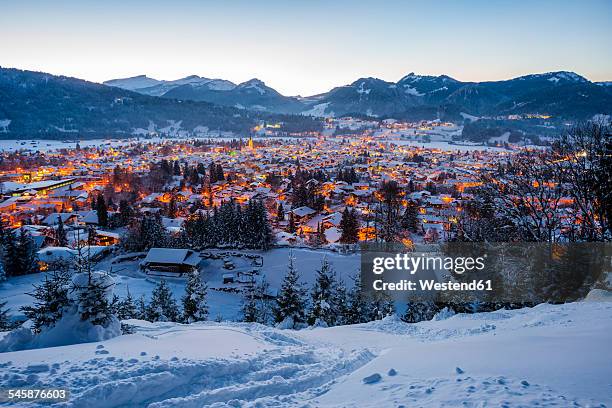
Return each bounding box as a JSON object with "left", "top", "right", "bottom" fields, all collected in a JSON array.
[
  {"left": 4, "top": 65, "right": 609, "bottom": 98},
  {"left": 1, "top": 0, "right": 611, "bottom": 95}
]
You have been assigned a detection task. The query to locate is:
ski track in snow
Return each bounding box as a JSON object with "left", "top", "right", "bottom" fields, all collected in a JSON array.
[
  {"left": 1, "top": 323, "right": 375, "bottom": 408},
  {"left": 1, "top": 302, "right": 611, "bottom": 407}
]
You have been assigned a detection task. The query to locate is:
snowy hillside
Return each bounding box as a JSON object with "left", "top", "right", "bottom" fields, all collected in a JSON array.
[{"left": 1, "top": 301, "right": 610, "bottom": 407}]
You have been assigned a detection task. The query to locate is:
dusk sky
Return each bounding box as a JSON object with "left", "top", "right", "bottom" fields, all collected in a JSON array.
[{"left": 1, "top": 0, "right": 610, "bottom": 95}]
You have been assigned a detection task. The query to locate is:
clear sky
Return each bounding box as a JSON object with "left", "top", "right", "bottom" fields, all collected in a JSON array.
[{"left": 1, "top": 0, "right": 610, "bottom": 96}]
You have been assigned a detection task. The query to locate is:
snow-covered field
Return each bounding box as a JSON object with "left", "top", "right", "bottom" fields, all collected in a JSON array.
[{"left": 1, "top": 301, "right": 610, "bottom": 407}]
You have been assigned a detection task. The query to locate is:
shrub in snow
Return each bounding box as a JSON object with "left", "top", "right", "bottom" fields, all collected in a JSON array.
[
  {"left": 311, "top": 318, "right": 328, "bottom": 328},
  {"left": 433, "top": 307, "right": 456, "bottom": 321},
  {"left": 182, "top": 272, "right": 208, "bottom": 323},
  {"left": 275, "top": 316, "right": 307, "bottom": 330},
  {"left": 403, "top": 301, "right": 440, "bottom": 323},
  {"left": 369, "top": 291, "right": 395, "bottom": 321}
]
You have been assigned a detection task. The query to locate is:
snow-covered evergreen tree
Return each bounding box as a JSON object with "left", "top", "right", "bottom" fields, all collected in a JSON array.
[
  {"left": 147, "top": 279, "right": 179, "bottom": 322},
  {"left": 21, "top": 270, "right": 71, "bottom": 333},
  {"left": 116, "top": 289, "right": 138, "bottom": 320},
  {"left": 241, "top": 283, "right": 259, "bottom": 323},
  {"left": 333, "top": 280, "right": 350, "bottom": 326},
  {"left": 308, "top": 256, "right": 337, "bottom": 326},
  {"left": 70, "top": 239, "right": 116, "bottom": 327},
  {"left": 182, "top": 272, "right": 208, "bottom": 323},
  {"left": 0, "top": 256, "right": 6, "bottom": 283},
  {"left": 137, "top": 295, "right": 147, "bottom": 320},
  {"left": 345, "top": 274, "right": 370, "bottom": 324},
  {"left": 369, "top": 291, "right": 395, "bottom": 321},
  {"left": 274, "top": 252, "right": 307, "bottom": 328},
  {"left": 0, "top": 300, "right": 11, "bottom": 330},
  {"left": 10, "top": 228, "right": 40, "bottom": 276},
  {"left": 403, "top": 301, "right": 439, "bottom": 323}
]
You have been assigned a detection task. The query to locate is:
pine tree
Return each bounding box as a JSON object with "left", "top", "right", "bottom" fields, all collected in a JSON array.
[
  {"left": 118, "top": 199, "right": 133, "bottom": 227},
  {"left": 339, "top": 207, "right": 358, "bottom": 244},
  {"left": 276, "top": 202, "right": 285, "bottom": 222},
  {"left": 56, "top": 216, "right": 68, "bottom": 246},
  {"left": 346, "top": 274, "right": 369, "bottom": 324},
  {"left": 369, "top": 291, "right": 395, "bottom": 321},
  {"left": 182, "top": 272, "right": 208, "bottom": 323},
  {"left": 251, "top": 275, "right": 273, "bottom": 325},
  {"left": 241, "top": 283, "right": 259, "bottom": 323},
  {"left": 96, "top": 195, "right": 109, "bottom": 228},
  {"left": 401, "top": 200, "right": 420, "bottom": 233},
  {"left": 147, "top": 279, "right": 179, "bottom": 322},
  {"left": 0, "top": 300, "right": 11, "bottom": 330},
  {"left": 14, "top": 228, "right": 40, "bottom": 276},
  {"left": 71, "top": 246, "right": 115, "bottom": 327},
  {"left": 0, "top": 252, "right": 6, "bottom": 283},
  {"left": 274, "top": 252, "right": 307, "bottom": 328},
  {"left": 137, "top": 295, "right": 147, "bottom": 320},
  {"left": 333, "top": 280, "right": 350, "bottom": 326},
  {"left": 403, "top": 301, "right": 439, "bottom": 323},
  {"left": 288, "top": 212, "right": 296, "bottom": 234},
  {"left": 116, "top": 288, "right": 138, "bottom": 320},
  {"left": 308, "top": 257, "right": 337, "bottom": 326},
  {"left": 21, "top": 270, "right": 71, "bottom": 333},
  {"left": 2, "top": 225, "right": 17, "bottom": 277}
]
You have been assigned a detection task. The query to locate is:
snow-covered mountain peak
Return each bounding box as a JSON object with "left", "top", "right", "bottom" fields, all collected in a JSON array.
[
  {"left": 237, "top": 78, "right": 268, "bottom": 94},
  {"left": 516, "top": 71, "right": 589, "bottom": 83},
  {"left": 103, "top": 75, "right": 161, "bottom": 91}
]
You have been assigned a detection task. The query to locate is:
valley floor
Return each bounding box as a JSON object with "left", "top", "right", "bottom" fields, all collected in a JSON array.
[{"left": 1, "top": 301, "right": 611, "bottom": 407}]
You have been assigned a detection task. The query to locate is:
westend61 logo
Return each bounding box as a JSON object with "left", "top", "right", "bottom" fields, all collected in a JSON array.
[{"left": 361, "top": 243, "right": 611, "bottom": 304}]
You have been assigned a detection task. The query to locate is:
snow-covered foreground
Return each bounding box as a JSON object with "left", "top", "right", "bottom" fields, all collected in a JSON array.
[{"left": 1, "top": 301, "right": 610, "bottom": 407}]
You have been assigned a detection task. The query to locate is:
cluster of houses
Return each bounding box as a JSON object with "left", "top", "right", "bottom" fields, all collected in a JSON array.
[{"left": 0, "top": 121, "right": 569, "bottom": 275}]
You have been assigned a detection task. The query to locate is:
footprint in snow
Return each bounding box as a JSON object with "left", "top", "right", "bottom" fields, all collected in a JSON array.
[
  {"left": 388, "top": 368, "right": 397, "bottom": 376},
  {"left": 455, "top": 367, "right": 464, "bottom": 374},
  {"left": 363, "top": 373, "right": 382, "bottom": 384}
]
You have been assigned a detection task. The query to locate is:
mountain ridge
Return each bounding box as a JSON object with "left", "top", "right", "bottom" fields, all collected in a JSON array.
[{"left": 105, "top": 70, "right": 612, "bottom": 120}]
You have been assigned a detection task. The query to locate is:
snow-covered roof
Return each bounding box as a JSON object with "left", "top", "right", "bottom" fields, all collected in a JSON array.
[
  {"left": 142, "top": 248, "right": 200, "bottom": 267},
  {"left": 291, "top": 206, "right": 316, "bottom": 218}
]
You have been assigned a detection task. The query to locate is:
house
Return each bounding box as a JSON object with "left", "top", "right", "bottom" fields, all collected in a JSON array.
[
  {"left": 94, "top": 230, "right": 120, "bottom": 246},
  {"left": 42, "top": 212, "right": 77, "bottom": 226},
  {"left": 140, "top": 248, "right": 201, "bottom": 276}
]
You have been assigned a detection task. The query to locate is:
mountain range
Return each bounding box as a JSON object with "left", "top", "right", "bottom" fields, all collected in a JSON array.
[
  {"left": 0, "top": 66, "right": 610, "bottom": 140},
  {"left": 0, "top": 67, "right": 321, "bottom": 139},
  {"left": 105, "top": 71, "right": 612, "bottom": 120}
]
